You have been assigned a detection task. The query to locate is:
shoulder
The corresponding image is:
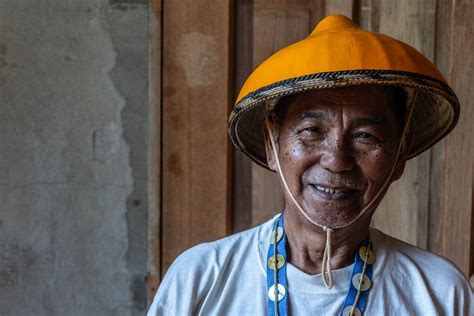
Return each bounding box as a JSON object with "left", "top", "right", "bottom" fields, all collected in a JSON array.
[
  {"left": 148, "top": 219, "right": 271, "bottom": 315},
  {"left": 166, "top": 222, "right": 264, "bottom": 282},
  {"left": 374, "top": 229, "right": 466, "bottom": 283},
  {"left": 171, "top": 221, "right": 264, "bottom": 272},
  {"left": 372, "top": 229, "right": 473, "bottom": 314}
]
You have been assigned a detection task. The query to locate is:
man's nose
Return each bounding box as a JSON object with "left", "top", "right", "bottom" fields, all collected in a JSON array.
[{"left": 319, "top": 138, "right": 354, "bottom": 173}]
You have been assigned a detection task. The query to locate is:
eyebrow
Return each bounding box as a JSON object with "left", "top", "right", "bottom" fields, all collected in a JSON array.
[
  {"left": 299, "top": 111, "right": 327, "bottom": 120},
  {"left": 298, "top": 111, "right": 388, "bottom": 127},
  {"left": 351, "top": 116, "right": 386, "bottom": 128}
]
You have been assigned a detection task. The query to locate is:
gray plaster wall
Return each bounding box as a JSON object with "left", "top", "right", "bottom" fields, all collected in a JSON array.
[{"left": 0, "top": 1, "right": 149, "bottom": 315}]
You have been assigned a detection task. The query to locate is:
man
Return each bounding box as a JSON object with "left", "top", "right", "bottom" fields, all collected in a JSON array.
[{"left": 149, "top": 15, "right": 473, "bottom": 315}]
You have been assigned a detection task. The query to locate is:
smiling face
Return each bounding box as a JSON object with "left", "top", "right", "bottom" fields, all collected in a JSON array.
[{"left": 265, "top": 86, "right": 410, "bottom": 228}]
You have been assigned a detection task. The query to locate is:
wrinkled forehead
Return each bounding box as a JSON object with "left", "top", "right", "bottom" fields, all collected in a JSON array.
[{"left": 270, "top": 85, "right": 407, "bottom": 128}]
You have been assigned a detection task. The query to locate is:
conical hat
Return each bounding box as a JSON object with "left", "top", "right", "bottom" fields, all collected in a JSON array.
[{"left": 228, "top": 15, "right": 459, "bottom": 170}]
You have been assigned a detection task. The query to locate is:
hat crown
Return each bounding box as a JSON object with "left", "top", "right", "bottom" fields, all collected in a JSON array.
[{"left": 235, "top": 15, "right": 446, "bottom": 104}]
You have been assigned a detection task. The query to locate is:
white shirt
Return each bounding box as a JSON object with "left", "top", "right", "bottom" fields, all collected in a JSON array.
[{"left": 148, "top": 215, "right": 473, "bottom": 315}]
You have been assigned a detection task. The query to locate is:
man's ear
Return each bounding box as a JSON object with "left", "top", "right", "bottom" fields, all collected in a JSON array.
[
  {"left": 263, "top": 124, "right": 278, "bottom": 172},
  {"left": 391, "top": 131, "right": 414, "bottom": 181}
]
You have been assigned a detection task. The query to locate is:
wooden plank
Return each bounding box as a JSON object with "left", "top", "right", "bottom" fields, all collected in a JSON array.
[
  {"left": 428, "top": 141, "right": 446, "bottom": 254},
  {"left": 472, "top": 168, "right": 474, "bottom": 278},
  {"left": 366, "top": 0, "right": 437, "bottom": 249},
  {"left": 249, "top": 1, "right": 326, "bottom": 227},
  {"left": 472, "top": 169, "right": 474, "bottom": 277},
  {"left": 147, "top": 0, "right": 161, "bottom": 304},
  {"left": 427, "top": 0, "right": 452, "bottom": 255},
  {"left": 357, "top": 0, "right": 380, "bottom": 32},
  {"left": 162, "top": 0, "right": 232, "bottom": 274},
  {"left": 232, "top": 0, "right": 254, "bottom": 233},
  {"left": 441, "top": 0, "right": 473, "bottom": 276}
]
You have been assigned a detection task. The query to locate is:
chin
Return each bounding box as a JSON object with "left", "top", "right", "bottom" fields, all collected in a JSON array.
[{"left": 302, "top": 200, "right": 364, "bottom": 228}]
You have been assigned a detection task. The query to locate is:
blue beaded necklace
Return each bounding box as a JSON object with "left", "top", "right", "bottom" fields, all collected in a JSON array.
[{"left": 266, "top": 214, "right": 374, "bottom": 316}]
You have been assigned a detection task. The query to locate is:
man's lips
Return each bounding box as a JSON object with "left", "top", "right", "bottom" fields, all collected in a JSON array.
[{"left": 309, "top": 184, "right": 360, "bottom": 200}]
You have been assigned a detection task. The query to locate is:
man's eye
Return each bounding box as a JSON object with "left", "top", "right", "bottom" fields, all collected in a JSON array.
[
  {"left": 298, "top": 127, "right": 324, "bottom": 140},
  {"left": 302, "top": 127, "right": 322, "bottom": 134},
  {"left": 355, "top": 132, "right": 372, "bottom": 139},
  {"left": 353, "top": 132, "right": 380, "bottom": 143}
]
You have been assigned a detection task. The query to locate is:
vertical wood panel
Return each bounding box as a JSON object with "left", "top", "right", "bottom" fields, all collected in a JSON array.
[
  {"left": 428, "top": 0, "right": 452, "bottom": 256},
  {"left": 366, "top": 0, "right": 437, "bottom": 249},
  {"left": 147, "top": 0, "right": 161, "bottom": 304},
  {"left": 472, "top": 170, "right": 474, "bottom": 276},
  {"left": 358, "top": 0, "right": 380, "bottom": 32},
  {"left": 232, "top": 0, "right": 254, "bottom": 233},
  {"left": 162, "top": 0, "right": 232, "bottom": 273},
  {"left": 441, "top": 0, "right": 474, "bottom": 275}
]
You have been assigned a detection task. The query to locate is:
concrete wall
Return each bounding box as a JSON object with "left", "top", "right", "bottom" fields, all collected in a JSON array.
[{"left": 0, "top": 1, "right": 149, "bottom": 315}]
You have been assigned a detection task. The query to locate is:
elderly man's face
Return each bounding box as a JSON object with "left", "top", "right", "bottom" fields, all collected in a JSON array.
[{"left": 266, "top": 86, "right": 409, "bottom": 228}]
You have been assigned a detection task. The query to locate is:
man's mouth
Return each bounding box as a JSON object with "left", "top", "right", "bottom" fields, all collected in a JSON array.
[{"left": 309, "top": 184, "right": 359, "bottom": 200}]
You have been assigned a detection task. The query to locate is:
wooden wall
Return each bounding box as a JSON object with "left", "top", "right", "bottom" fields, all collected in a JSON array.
[{"left": 148, "top": 0, "right": 474, "bottom": 300}]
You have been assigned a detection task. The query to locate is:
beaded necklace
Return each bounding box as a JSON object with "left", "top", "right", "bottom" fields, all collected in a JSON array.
[{"left": 266, "top": 214, "right": 375, "bottom": 316}]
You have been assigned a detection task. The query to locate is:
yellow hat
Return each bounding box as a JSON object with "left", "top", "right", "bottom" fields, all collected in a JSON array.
[{"left": 228, "top": 15, "right": 459, "bottom": 170}]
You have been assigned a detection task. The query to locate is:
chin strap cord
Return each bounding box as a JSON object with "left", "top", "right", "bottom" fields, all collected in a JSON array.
[
  {"left": 262, "top": 89, "right": 418, "bottom": 289},
  {"left": 321, "top": 227, "right": 333, "bottom": 288}
]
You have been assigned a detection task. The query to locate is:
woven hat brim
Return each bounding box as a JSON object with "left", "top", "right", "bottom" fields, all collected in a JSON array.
[{"left": 228, "top": 70, "right": 460, "bottom": 171}]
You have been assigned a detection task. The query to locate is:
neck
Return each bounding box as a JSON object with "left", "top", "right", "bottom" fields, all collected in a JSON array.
[{"left": 284, "top": 209, "right": 371, "bottom": 275}]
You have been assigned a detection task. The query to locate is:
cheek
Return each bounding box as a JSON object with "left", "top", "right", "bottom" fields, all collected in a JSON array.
[
  {"left": 280, "top": 143, "right": 314, "bottom": 186},
  {"left": 281, "top": 141, "right": 314, "bottom": 166},
  {"left": 357, "top": 150, "right": 395, "bottom": 189},
  {"left": 280, "top": 134, "right": 304, "bottom": 161}
]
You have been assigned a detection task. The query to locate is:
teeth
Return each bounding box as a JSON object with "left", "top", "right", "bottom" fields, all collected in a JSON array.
[{"left": 315, "top": 185, "right": 344, "bottom": 194}]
